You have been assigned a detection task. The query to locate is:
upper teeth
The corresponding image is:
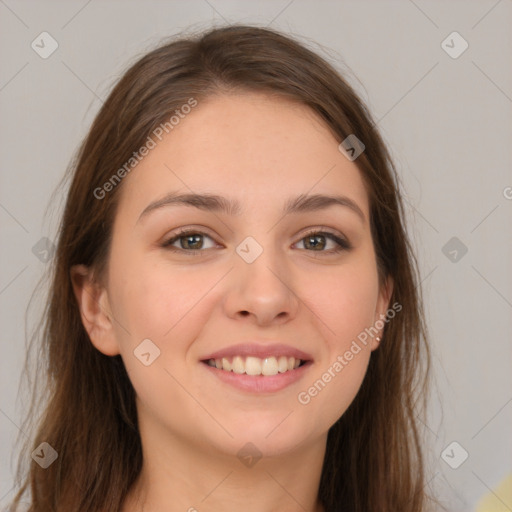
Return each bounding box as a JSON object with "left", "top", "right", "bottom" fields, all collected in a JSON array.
[{"left": 207, "top": 356, "right": 302, "bottom": 376}]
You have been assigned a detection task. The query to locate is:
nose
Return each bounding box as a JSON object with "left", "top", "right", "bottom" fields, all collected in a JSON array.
[{"left": 223, "top": 243, "right": 300, "bottom": 326}]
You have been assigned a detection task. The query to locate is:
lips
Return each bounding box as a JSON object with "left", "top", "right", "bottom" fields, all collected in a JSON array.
[
  {"left": 200, "top": 343, "right": 313, "bottom": 391},
  {"left": 201, "top": 343, "right": 313, "bottom": 362}
]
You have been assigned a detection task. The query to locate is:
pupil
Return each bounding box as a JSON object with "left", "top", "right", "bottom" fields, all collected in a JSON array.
[
  {"left": 307, "top": 235, "right": 325, "bottom": 250},
  {"left": 185, "top": 235, "right": 202, "bottom": 249}
]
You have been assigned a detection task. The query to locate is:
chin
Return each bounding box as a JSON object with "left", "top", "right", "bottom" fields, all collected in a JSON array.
[{"left": 218, "top": 411, "right": 316, "bottom": 459}]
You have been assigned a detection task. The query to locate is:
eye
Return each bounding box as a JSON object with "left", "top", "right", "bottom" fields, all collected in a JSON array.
[
  {"left": 161, "top": 230, "right": 217, "bottom": 254},
  {"left": 294, "top": 229, "right": 351, "bottom": 254},
  {"left": 161, "top": 228, "right": 351, "bottom": 256}
]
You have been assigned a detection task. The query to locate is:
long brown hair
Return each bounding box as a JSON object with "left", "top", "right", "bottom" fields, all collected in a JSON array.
[{"left": 8, "top": 24, "right": 435, "bottom": 512}]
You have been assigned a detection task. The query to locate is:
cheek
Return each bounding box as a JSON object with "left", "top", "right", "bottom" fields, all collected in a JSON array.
[
  {"left": 300, "top": 253, "right": 380, "bottom": 349},
  {"left": 108, "top": 256, "right": 222, "bottom": 398},
  {"left": 109, "top": 259, "right": 216, "bottom": 429},
  {"left": 300, "top": 353, "right": 371, "bottom": 431},
  {"left": 110, "top": 255, "right": 213, "bottom": 342},
  {"left": 293, "top": 254, "right": 379, "bottom": 426}
]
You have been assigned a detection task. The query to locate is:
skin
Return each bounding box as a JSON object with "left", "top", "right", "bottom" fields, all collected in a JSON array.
[{"left": 71, "top": 91, "right": 393, "bottom": 512}]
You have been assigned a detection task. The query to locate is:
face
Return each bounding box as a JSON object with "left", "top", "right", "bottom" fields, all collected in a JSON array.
[{"left": 74, "top": 91, "right": 392, "bottom": 460}]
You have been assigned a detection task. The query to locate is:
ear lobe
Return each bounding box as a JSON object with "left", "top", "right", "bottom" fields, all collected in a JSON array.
[{"left": 70, "top": 264, "right": 120, "bottom": 356}]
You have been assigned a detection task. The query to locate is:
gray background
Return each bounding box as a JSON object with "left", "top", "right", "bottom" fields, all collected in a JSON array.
[{"left": 1, "top": 1, "right": 511, "bottom": 510}]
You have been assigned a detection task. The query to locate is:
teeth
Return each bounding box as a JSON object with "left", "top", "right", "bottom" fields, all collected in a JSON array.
[
  {"left": 206, "top": 356, "right": 304, "bottom": 376},
  {"left": 262, "top": 357, "right": 278, "bottom": 376},
  {"left": 232, "top": 355, "right": 245, "bottom": 374},
  {"left": 278, "top": 356, "right": 288, "bottom": 373},
  {"left": 245, "top": 356, "right": 262, "bottom": 375}
]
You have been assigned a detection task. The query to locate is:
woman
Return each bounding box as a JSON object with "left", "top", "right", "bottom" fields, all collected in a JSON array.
[{"left": 9, "top": 24, "right": 436, "bottom": 512}]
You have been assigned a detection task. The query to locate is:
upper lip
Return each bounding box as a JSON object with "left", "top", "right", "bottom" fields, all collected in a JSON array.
[{"left": 201, "top": 343, "right": 314, "bottom": 362}]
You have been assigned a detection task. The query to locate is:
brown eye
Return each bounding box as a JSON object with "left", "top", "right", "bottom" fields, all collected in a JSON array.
[
  {"left": 296, "top": 231, "right": 351, "bottom": 253},
  {"left": 303, "top": 234, "right": 327, "bottom": 251},
  {"left": 162, "top": 231, "right": 216, "bottom": 253}
]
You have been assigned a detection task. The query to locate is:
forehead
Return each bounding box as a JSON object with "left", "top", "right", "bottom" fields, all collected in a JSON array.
[{"left": 115, "top": 91, "right": 370, "bottom": 221}]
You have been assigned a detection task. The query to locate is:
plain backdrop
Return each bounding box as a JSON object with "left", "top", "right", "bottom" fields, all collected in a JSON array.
[{"left": 1, "top": 1, "right": 511, "bottom": 511}]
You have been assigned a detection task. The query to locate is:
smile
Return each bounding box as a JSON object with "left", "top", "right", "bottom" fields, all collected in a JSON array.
[
  {"left": 205, "top": 355, "right": 306, "bottom": 376},
  {"left": 201, "top": 357, "right": 312, "bottom": 393}
]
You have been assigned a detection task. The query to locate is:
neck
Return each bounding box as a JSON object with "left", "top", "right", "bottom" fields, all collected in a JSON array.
[{"left": 122, "top": 411, "right": 328, "bottom": 512}]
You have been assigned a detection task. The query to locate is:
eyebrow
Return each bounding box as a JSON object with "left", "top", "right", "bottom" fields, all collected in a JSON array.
[{"left": 137, "top": 192, "right": 366, "bottom": 223}]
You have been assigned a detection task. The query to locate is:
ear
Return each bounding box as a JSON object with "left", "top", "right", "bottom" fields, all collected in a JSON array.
[
  {"left": 70, "top": 264, "right": 120, "bottom": 356},
  {"left": 371, "top": 275, "right": 394, "bottom": 351}
]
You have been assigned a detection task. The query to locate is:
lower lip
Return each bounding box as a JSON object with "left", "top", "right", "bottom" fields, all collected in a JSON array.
[{"left": 201, "top": 361, "right": 313, "bottom": 393}]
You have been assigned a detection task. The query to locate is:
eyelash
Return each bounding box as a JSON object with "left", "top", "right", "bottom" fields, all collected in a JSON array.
[{"left": 161, "top": 228, "right": 352, "bottom": 256}]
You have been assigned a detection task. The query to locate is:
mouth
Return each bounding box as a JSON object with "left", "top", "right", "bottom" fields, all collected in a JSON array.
[
  {"left": 201, "top": 355, "right": 308, "bottom": 376},
  {"left": 201, "top": 355, "right": 313, "bottom": 396},
  {"left": 200, "top": 344, "right": 314, "bottom": 393}
]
